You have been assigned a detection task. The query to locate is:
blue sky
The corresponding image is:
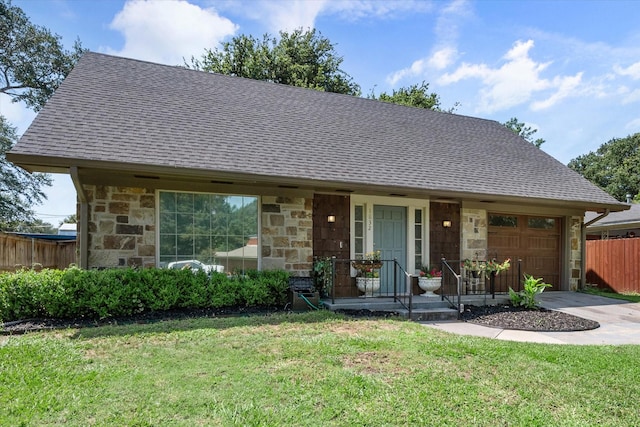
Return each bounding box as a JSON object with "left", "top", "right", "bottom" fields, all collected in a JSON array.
[{"left": 3, "top": 0, "right": 640, "bottom": 224}]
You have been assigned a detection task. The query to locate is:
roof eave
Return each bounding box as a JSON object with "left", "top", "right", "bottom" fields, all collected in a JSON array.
[{"left": 9, "top": 154, "right": 628, "bottom": 213}]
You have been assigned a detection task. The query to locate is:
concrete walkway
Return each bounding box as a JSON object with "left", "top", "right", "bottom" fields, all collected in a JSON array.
[{"left": 422, "top": 291, "right": 640, "bottom": 345}]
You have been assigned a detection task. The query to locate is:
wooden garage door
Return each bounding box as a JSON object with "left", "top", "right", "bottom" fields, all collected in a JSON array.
[{"left": 488, "top": 214, "right": 561, "bottom": 290}]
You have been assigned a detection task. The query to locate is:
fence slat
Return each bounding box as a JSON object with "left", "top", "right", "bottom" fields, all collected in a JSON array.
[
  {"left": 586, "top": 238, "right": 640, "bottom": 293},
  {"left": 0, "top": 232, "right": 76, "bottom": 271}
]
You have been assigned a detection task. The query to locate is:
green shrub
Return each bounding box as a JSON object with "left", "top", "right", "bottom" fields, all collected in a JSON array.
[
  {"left": 509, "top": 274, "right": 552, "bottom": 309},
  {"left": 0, "top": 267, "right": 291, "bottom": 322},
  {"left": 210, "top": 273, "right": 242, "bottom": 307}
]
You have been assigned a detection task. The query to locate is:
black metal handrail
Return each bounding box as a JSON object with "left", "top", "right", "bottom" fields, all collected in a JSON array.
[
  {"left": 440, "top": 258, "right": 462, "bottom": 317},
  {"left": 329, "top": 258, "right": 413, "bottom": 315},
  {"left": 392, "top": 259, "right": 413, "bottom": 317},
  {"left": 461, "top": 258, "right": 522, "bottom": 298}
]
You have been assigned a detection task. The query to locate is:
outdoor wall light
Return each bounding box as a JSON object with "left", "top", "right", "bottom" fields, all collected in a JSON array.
[
  {"left": 327, "top": 215, "right": 336, "bottom": 223},
  {"left": 442, "top": 220, "right": 452, "bottom": 228}
]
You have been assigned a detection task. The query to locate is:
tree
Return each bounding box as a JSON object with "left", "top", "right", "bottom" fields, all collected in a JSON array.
[
  {"left": 1, "top": 0, "right": 84, "bottom": 111},
  {"left": 189, "top": 28, "right": 360, "bottom": 96},
  {"left": 0, "top": 0, "right": 83, "bottom": 231},
  {"left": 17, "top": 218, "right": 56, "bottom": 234},
  {"left": 369, "top": 81, "right": 459, "bottom": 112},
  {"left": 59, "top": 214, "right": 77, "bottom": 226},
  {"left": 568, "top": 133, "right": 640, "bottom": 202},
  {"left": 503, "top": 117, "right": 545, "bottom": 148},
  {"left": 0, "top": 117, "right": 52, "bottom": 230}
]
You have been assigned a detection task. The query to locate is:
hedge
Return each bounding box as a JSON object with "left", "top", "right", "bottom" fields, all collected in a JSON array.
[{"left": 0, "top": 267, "right": 290, "bottom": 322}]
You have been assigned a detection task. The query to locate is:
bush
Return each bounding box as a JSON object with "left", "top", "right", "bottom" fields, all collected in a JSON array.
[
  {"left": 509, "top": 274, "right": 552, "bottom": 309},
  {"left": 0, "top": 267, "right": 291, "bottom": 322}
]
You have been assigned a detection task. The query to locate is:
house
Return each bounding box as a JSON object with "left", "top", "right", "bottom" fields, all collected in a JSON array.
[
  {"left": 7, "top": 52, "right": 627, "bottom": 296},
  {"left": 586, "top": 204, "right": 639, "bottom": 240},
  {"left": 58, "top": 222, "right": 78, "bottom": 237}
]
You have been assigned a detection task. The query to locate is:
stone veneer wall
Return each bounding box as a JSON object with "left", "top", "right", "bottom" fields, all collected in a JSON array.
[
  {"left": 461, "top": 208, "right": 488, "bottom": 261},
  {"left": 261, "top": 196, "right": 313, "bottom": 276},
  {"left": 85, "top": 185, "right": 156, "bottom": 268},
  {"left": 569, "top": 216, "right": 582, "bottom": 290}
]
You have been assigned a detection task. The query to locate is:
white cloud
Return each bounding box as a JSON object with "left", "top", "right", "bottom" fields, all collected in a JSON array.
[
  {"left": 235, "top": 0, "right": 433, "bottom": 33},
  {"left": 387, "top": 47, "right": 457, "bottom": 85},
  {"left": 385, "top": 0, "right": 467, "bottom": 86},
  {"left": 256, "top": 0, "right": 327, "bottom": 32},
  {"left": 387, "top": 59, "right": 427, "bottom": 86},
  {"left": 622, "top": 89, "right": 640, "bottom": 104},
  {"left": 626, "top": 117, "right": 640, "bottom": 131},
  {"left": 531, "top": 73, "right": 583, "bottom": 111},
  {"left": 0, "top": 94, "right": 37, "bottom": 135},
  {"left": 614, "top": 62, "right": 640, "bottom": 80},
  {"left": 108, "top": 0, "right": 238, "bottom": 65},
  {"left": 439, "top": 39, "right": 583, "bottom": 113},
  {"left": 428, "top": 47, "right": 457, "bottom": 70}
]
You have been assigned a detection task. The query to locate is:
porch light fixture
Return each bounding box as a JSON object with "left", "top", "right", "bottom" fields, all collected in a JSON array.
[
  {"left": 442, "top": 220, "right": 452, "bottom": 228},
  {"left": 327, "top": 215, "right": 336, "bottom": 223}
]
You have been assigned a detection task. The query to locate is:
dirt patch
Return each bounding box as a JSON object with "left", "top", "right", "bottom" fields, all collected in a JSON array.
[{"left": 461, "top": 304, "right": 600, "bottom": 332}]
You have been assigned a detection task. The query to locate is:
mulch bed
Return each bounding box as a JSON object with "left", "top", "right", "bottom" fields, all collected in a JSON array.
[
  {"left": 2, "top": 304, "right": 600, "bottom": 334},
  {"left": 0, "top": 306, "right": 284, "bottom": 335},
  {"left": 461, "top": 304, "right": 600, "bottom": 332}
]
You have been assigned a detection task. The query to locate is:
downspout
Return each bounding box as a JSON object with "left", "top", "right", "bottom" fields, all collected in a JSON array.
[
  {"left": 580, "top": 209, "right": 610, "bottom": 290},
  {"left": 70, "top": 167, "right": 89, "bottom": 269}
]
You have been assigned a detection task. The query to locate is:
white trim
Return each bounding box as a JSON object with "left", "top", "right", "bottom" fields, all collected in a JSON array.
[{"left": 350, "top": 195, "right": 430, "bottom": 274}]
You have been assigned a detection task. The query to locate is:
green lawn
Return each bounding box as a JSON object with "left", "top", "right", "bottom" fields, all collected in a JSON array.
[
  {"left": 582, "top": 287, "right": 640, "bottom": 303},
  {"left": 2, "top": 311, "right": 639, "bottom": 426}
]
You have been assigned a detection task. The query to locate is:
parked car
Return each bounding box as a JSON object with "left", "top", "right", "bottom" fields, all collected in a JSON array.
[{"left": 167, "top": 260, "right": 224, "bottom": 274}]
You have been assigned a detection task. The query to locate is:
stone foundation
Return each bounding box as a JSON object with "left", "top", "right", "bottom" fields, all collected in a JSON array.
[
  {"left": 86, "top": 185, "right": 156, "bottom": 268},
  {"left": 261, "top": 196, "right": 313, "bottom": 276}
]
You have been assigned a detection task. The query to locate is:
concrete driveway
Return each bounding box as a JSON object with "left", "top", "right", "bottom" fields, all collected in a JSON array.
[{"left": 423, "top": 291, "right": 640, "bottom": 345}]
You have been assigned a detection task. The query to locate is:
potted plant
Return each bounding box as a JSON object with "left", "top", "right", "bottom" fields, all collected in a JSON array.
[
  {"left": 418, "top": 265, "right": 442, "bottom": 296},
  {"left": 484, "top": 258, "right": 511, "bottom": 276},
  {"left": 463, "top": 258, "right": 482, "bottom": 278},
  {"left": 352, "top": 251, "right": 382, "bottom": 297}
]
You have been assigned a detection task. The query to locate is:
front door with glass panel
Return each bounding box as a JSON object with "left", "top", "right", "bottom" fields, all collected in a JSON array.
[{"left": 373, "top": 205, "right": 407, "bottom": 294}]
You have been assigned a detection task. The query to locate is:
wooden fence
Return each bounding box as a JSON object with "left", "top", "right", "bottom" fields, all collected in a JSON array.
[
  {"left": 586, "top": 238, "right": 640, "bottom": 293},
  {"left": 0, "top": 233, "right": 77, "bottom": 272}
]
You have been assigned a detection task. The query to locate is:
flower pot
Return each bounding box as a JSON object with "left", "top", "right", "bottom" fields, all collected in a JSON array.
[
  {"left": 418, "top": 277, "right": 441, "bottom": 296},
  {"left": 356, "top": 277, "right": 380, "bottom": 297}
]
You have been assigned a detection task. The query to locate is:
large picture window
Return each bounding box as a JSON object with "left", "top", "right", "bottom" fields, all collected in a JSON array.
[{"left": 158, "top": 191, "right": 259, "bottom": 273}]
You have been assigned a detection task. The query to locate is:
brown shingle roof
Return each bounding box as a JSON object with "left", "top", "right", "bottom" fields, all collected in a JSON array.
[{"left": 9, "top": 52, "right": 624, "bottom": 210}]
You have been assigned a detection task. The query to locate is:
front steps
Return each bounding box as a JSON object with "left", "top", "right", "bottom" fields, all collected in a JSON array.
[{"left": 321, "top": 295, "right": 510, "bottom": 322}]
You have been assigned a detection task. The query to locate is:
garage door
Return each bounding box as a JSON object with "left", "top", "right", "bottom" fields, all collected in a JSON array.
[{"left": 487, "top": 214, "right": 561, "bottom": 290}]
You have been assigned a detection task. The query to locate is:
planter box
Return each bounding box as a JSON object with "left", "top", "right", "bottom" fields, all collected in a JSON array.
[{"left": 288, "top": 289, "right": 320, "bottom": 311}]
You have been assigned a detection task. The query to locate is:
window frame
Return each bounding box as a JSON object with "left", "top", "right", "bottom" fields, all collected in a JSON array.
[{"left": 156, "top": 189, "right": 261, "bottom": 271}]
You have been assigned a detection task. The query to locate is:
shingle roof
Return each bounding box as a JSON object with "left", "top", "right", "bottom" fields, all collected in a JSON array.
[
  {"left": 586, "top": 204, "right": 640, "bottom": 227},
  {"left": 9, "top": 52, "right": 624, "bottom": 210}
]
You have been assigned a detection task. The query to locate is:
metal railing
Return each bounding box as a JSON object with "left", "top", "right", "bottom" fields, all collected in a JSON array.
[
  {"left": 461, "top": 258, "right": 522, "bottom": 298},
  {"left": 329, "top": 258, "right": 413, "bottom": 314},
  {"left": 440, "top": 258, "right": 463, "bottom": 316}
]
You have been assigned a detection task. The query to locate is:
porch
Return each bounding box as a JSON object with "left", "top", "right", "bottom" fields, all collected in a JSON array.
[
  {"left": 322, "top": 294, "right": 511, "bottom": 321},
  {"left": 308, "top": 257, "right": 522, "bottom": 321}
]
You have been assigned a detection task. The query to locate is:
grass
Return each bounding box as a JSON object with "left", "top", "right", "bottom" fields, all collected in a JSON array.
[
  {"left": 582, "top": 287, "right": 640, "bottom": 303},
  {"left": 2, "top": 311, "right": 640, "bottom": 426}
]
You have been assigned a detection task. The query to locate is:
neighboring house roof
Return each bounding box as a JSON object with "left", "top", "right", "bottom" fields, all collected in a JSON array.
[
  {"left": 586, "top": 204, "right": 640, "bottom": 232},
  {"left": 216, "top": 244, "right": 258, "bottom": 260},
  {"left": 8, "top": 52, "right": 625, "bottom": 212}
]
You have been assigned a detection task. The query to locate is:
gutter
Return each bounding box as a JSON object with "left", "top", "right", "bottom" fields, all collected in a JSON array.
[
  {"left": 70, "top": 167, "right": 89, "bottom": 269},
  {"left": 580, "top": 209, "right": 610, "bottom": 290}
]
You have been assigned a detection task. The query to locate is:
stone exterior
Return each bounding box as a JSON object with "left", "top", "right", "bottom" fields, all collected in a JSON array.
[
  {"left": 569, "top": 216, "right": 582, "bottom": 291},
  {"left": 85, "top": 185, "right": 156, "bottom": 268},
  {"left": 261, "top": 196, "right": 313, "bottom": 276},
  {"left": 461, "top": 208, "right": 488, "bottom": 261}
]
